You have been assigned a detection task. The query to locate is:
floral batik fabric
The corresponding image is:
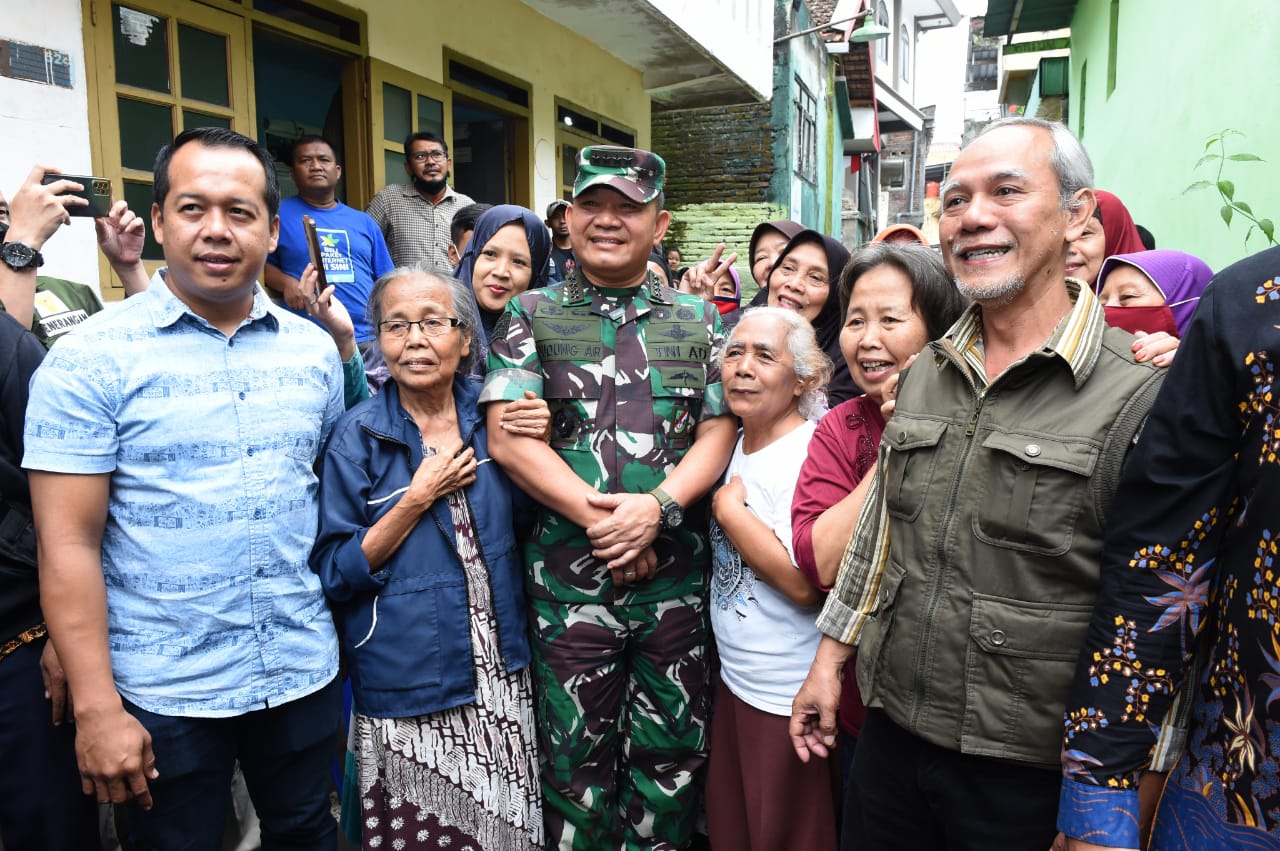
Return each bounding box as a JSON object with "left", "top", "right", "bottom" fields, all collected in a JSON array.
[
  {"left": 1058, "top": 245, "right": 1280, "bottom": 849},
  {"left": 355, "top": 481, "right": 542, "bottom": 851}
]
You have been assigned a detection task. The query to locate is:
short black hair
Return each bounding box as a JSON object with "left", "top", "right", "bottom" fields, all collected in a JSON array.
[
  {"left": 289, "top": 134, "right": 337, "bottom": 165},
  {"left": 1136, "top": 224, "right": 1156, "bottom": 250},
  {"left": 450, "top": 203, "right": 493, "bottom": 246},
  {"left": 840, "top": 243, "right": 967, "bottom": 341},
  {"left": 154, "top": 127, "right": 280, "bottom": 219},
  {"left": 404, "top": 132, "right": 449, "bottom": 159}
]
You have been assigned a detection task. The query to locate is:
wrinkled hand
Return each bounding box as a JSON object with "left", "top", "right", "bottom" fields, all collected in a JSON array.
[
  {"left": 500, "top": 390, "right": 551, "bottom": 441},
  {"left": 789, "top": 654, "right": 843, "bottom": 763},
  {"left": 75, "top": 705, "right": 157, "bottom": 809},
  {"left": 711, "top": 474, "right": 747, "bottom": 524},
  {"left": 282, "top": 263, "right": 316, "bottom": 311},
  {"left": 609, "top": 545, "right": 658, "bottom": 587},
  {"left": 40, "top": 639, "right": 73, "bottom": 725},
  {"left": 408, "top": 437, "right": 477, "bottom": 507},
  {"left": 584, "top": 492, "right": 662, "bottom": 569},
  {"left": 304, "top": 269, "right": 356, "bottom": 359},
  {"left": 1132, "top": 331, "right": 1178, "bottom": 368},
  {"left": 95, "top": 199, "right": 145, "bottom": 266},
  {"left": 7, "top": 165, "right": 88, "bottom": 248},
  {"left": 677, "top": 243, "right": 738, "bottom": 301}
]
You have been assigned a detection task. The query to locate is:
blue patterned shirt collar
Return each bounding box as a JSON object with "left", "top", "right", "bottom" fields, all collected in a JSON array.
[{"left": 146, "top": 268, "right": 279, "bottom": 334}]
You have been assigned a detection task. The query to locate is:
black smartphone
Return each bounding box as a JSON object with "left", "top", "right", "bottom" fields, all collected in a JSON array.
[{"left": 41, "top": 173, "right": 113, "bottom": 217}]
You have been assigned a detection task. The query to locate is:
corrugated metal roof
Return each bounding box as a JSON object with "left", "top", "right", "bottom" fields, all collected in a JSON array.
[{"left": 983, "top": 0, "right": 1079, "bottom": 37}]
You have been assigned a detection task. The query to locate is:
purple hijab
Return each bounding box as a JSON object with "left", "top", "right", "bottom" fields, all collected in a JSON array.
[{"left": 1097, "top": 249, "right": 1214, "bottom": 336}]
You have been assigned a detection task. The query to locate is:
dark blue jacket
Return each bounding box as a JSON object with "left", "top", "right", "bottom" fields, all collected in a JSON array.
[{"left": 310, "top": 375, "right": 530, "bottom": 718}]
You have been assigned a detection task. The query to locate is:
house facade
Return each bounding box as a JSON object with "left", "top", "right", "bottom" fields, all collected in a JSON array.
[{"left": 1, "top": 0, "right": 770, "bottom": 294}]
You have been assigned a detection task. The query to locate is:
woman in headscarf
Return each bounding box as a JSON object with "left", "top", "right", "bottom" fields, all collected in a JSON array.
[
  {"left": 455, "top": 204, "right": 551, "bottom": 374},
  {"left": 1096, "top": 249, "right": 1214, "bottom": 338},
  {"left": 760, "top": 229, "right": 858, "bottom": 406},
  {"left": 1065, "top": 190, "right": 1146, "bottom": 287},
  {"left": 748, "top": 220, "right": 806, "bottom": 297}
]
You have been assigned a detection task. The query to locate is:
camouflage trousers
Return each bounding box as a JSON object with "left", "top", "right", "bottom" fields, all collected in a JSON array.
[{"left": 528, "top": 592, "right": 710, "bottom": 851}]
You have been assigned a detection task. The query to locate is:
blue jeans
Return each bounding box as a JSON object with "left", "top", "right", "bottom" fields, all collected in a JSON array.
[
  {"left": 0, "top": 638, "right": 99, "bottom": 851},
  {"left": 123, "top": 677, "right": 341, "bottom": 851}
]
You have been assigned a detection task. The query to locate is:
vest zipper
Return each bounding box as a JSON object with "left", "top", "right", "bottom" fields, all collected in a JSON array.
[{"left": 909, "top": 354, "right": 984, "bottom": 734}]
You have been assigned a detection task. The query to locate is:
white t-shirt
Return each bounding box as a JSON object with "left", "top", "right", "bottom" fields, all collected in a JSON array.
[{"left": 710, "top": 420, "right": 821, "bottom": 716}]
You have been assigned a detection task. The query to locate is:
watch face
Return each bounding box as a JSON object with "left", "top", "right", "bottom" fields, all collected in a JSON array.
[
  {"left": 664, "top": 504, "right": 683, "bottom": 528},
  {"left": 3, "top": 243, "right": 33, "bottom": 264}
]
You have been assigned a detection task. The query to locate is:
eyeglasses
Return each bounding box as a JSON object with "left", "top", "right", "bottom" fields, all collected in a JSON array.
[
  {"left": 408, "top": 150, "right": 448, "bottom": 163},
  {"left": 377, "top": 317, "right": 466, "bottom": 339}
]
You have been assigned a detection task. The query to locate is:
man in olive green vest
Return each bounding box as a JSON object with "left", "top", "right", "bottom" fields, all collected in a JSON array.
[{"left": 789, "top": 117, "right": 1165, "bottom": 850}]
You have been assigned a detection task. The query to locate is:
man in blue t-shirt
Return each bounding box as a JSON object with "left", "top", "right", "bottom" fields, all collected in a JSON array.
[{"left": 265, "top": 135, "right": 393, "bottom": 354}]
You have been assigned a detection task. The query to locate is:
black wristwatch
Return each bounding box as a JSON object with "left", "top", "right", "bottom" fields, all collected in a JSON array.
[
  {"left": 650, "top": 487, "right": 684, "bottom": 530},
  {"left": 0, "top": 241, "right": 44, "bottom": 272}
]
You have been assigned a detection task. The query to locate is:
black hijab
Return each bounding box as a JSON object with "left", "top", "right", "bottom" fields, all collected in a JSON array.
[{"left": 766, "top": 230, "right": 859, "bottom": 405}]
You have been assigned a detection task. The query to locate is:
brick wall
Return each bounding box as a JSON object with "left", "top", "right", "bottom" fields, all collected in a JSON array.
[{"left": 652, "top": 101, "right": 782, "bottom": 298}]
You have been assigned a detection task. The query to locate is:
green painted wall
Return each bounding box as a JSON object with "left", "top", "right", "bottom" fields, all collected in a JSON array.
[
  {"left": 1069, "top": 0, "right": 1280, "bottom": 271},
  {"left": 665, "top": 202, "right": 788, "bottom": 300}
]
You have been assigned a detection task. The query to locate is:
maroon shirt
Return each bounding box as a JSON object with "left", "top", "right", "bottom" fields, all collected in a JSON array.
[{"left": 791, "top": 395, "right": 885, "bottom": 737}]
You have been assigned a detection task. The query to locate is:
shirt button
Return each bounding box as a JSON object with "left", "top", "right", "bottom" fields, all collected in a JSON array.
[
  {"left": 239, "top": 391, "right": 246, "bottom": 400},
  {"left": 1024, "top": 444, "right": 1041, "bottom": 457},
  {"left": 898, "top": 430, "right": 907, "bottom": 440},
  {"left": 246, "top": 448, "right": 255, "bottom": 457},
  {"left": 990, "top": 629, "right": 1007, "bottom": 646}
]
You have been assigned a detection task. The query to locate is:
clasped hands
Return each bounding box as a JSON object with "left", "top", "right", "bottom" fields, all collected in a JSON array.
[{"left": 585, "top": 491, "right": 662, "bottom": 587}]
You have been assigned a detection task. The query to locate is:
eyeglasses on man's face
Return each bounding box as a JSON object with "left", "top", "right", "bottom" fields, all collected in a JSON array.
[
  {"left": 377, "top": 317, "right": 466, "bottom": 339},
  {"left": 408, "top": 150, "right": 448, "bottom": 163}
]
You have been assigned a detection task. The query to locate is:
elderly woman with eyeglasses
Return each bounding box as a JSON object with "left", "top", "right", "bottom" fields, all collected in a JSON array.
[{"left": 310, "top": 265, "right": 543, "bottom": 850}]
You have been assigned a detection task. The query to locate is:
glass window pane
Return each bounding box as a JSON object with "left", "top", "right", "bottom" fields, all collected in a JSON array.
[
  {"left": 118, "top": 97, "right": 174, "bottom": 172},
  {"left": 562, "top": 144, "right": 578, "bottom": 188},
  {"left": 382, "top": 83, "right": 411, "bottom": 145},
  {"left": 113, "top": 4, "right": 170, "bottom": 93},
  {"left": 416, "top": 95, "right": 443, "bottom": 136},
  {"left": 122, "top": 181, "right": 163, "bottom": 261},
  {"left": 178, "top": 25, "right": 229, "bottom": 106},
  {"left": 383, "top": 149, "right": 404, "bottom": 190},
  {"left": 182, "top": 110, "right": 231, "bottom": 130}
]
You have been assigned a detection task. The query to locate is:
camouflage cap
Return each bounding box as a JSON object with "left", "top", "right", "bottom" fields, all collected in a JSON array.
[{"left": 573, "top": 146, "right": 666, "bottom": 204}]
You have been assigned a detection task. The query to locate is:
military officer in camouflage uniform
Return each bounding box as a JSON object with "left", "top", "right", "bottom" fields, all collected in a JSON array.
[{"left": 481, "top": 147, "right": 736, "bottom": 850}]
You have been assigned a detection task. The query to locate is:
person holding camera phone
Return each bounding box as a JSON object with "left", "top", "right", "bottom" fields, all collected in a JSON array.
[
  {"left": 0, "top": 165, "right": 149, "bottom": 348},
  {"left": 264, "top": 135, "right": 393, "bottom": 366}
]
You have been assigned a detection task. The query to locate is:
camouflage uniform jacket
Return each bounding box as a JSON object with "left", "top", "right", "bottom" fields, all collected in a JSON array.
[{"left": 480, "top": 270, "right": 728, "bottom": 604}]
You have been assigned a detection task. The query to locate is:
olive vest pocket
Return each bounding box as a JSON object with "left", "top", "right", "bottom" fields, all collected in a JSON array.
[
  {"left": 961, "top": 593, "right": 1093, "bottom": 765},
  {"left": 973, "top": 433, "right": 1099, "bottom": 556},
  {"left": 883, "top": 418, "right": 948, "bottom": 522}
]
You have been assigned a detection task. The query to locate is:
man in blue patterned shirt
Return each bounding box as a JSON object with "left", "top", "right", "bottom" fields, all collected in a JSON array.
[{"left": 23, "top": 128, "right": 345, "bottom": 848}]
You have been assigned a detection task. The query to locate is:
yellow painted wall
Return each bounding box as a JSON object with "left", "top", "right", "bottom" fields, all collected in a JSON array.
[{"left": 346, "top": 0, "right": 651, "bottom": 205}]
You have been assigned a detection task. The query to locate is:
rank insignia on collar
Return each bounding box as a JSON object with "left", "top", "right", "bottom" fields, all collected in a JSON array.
[{"left": 562, "top": 271, "right": 586, "bottom": 304}]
